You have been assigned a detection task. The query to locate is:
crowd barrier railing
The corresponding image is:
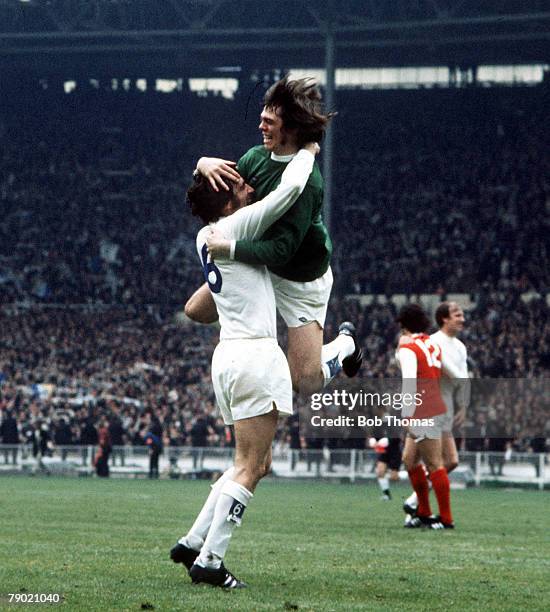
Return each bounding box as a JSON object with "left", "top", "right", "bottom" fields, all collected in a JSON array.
[{"left": 0, "top": 445, "right": 546, "bottom": 489}]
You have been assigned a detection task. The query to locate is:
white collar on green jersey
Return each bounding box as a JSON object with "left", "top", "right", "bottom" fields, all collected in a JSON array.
[{"left": 271, "top": 152, "right": 296, "bottom": 162}]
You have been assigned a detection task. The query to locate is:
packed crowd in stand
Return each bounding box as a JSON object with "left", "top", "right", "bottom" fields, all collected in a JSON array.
[
  {"left": 1, "top": 296, "right": 548, "bottom": 457},
  {"left": 1, "top": 86, "right": 548, "bottom": 305},
  {"left": 1, "top": 84, "right": 548, "bottom": 459},
  {"left": 331, "top": 88, "right": 549, "bottom": 296}
]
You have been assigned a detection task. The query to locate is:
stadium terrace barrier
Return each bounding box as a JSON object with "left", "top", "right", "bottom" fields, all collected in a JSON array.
[
  {"left": 343, "top": 292, "right": 550, "bottom": 310},
  {"left": 0, "top": 445, "right": 547, "bottom": 489}
]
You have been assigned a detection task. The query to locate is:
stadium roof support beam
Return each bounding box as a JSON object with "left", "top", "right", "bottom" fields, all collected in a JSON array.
[
  {"left": 0, "top": 2, "right": 548, "bottom": 69},
  {"left": 323, "top": 5, "right": 335, "bottom": 236},
  {"left": 1, "top": 9, "right": 549, "bottom": 41},
  {"left": 320, "top": 11, "right": 550, "bottom": 33},
  {"left": 2, "top": 30, "right": 548, "bottom": 56}
]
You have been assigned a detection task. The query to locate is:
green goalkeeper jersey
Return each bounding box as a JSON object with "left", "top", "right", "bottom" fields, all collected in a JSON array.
[{"left": 235, "top": 145, "right": 332, "bottom": 282}]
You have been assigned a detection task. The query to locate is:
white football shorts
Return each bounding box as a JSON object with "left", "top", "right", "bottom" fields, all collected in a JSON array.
[
  {"left": 439, "top": 385, "right": 455, "bottom": 434},
  {"left": 408, "top": 413, "right": 446, "bottom": 442},
  {"left": 211, "top": 338, "right": 293, "bottom": 425},
  {"left": 270, "top": 266, "right": 333, "bottom": 329}
]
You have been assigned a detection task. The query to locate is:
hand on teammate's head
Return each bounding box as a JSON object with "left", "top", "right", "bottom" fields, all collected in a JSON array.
[{"left": 196, "top": 157, "right": 242, "bottom": 192}]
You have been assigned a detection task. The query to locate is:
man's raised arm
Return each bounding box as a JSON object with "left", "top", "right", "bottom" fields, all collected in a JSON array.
[{"left": 206, "top": 143, "right": 319, "bottom": 258}]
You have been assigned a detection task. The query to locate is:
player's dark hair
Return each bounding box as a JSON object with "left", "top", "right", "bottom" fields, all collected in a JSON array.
[
  {"left": 435, "top": 301, "right": 451, "bottom": 328},
  {"left": 396, "top": 303, "right": 431, "bottom": 334},
  {"left": 264, "top": 76, "right": 335, "bottom": 147},
  {"left": 187, "top": 174, "right": 232, "bottom": 224}
]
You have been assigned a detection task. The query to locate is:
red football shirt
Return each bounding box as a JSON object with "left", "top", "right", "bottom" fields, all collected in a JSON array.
[{"left": 399, "top": 333, "right": 447, "bottom": 418}]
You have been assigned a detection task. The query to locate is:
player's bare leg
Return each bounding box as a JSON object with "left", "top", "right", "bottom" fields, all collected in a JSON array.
[
  {"left": 232, "top": 406, "right": 279, "bottom": 492},
  {"left": 403, "top": 436, "right": 439, "bottom": 526},
  {"left": 402, "top": 435, "right": 419, "bottom": 472},
  {"left": 403, "top": 436, "right": 432, "bottom": 525},
  {"left": 375, "top": 460, "right": 391, "bottom": 500},
  {"left": 405, "top": 434, "right": 458, "bottom": 513},
  {"left": 189, "top": 407, "right": 279, "bottom": 588},
  {"left": 442, "top": 433, "right": 459, "bottom": 473},
  {"left": 288, "top": 322, "right": 361, "bottom": 395},
  {"left": 416, "top": 438, "right": 453, "bottom": 527},
  {"left": 416, "top": 438, "right": 443, "bottom": 474},
  {"left": 402, "top": 434, "right": 457, "bottom": 520},
  {"left": 287, "top": 322, "right": 324, "bottom": 394},
  {"left": 375, "top": 461, "right": 387, "bottom": 478}
]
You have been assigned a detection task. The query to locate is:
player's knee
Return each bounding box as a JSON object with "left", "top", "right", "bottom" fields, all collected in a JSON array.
[
  {"left": 426, "top": 460, "right": 443, "bottom": 474},
  {"left": 233, "top": 462, "right": 266, "bottom": 487},
  {"left": 444, "top": 460, "right": 458, "bottom": 473}
]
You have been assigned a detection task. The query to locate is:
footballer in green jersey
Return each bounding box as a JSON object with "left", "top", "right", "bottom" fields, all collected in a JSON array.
[{"left": 235, "top": 144, "right": 331, "bottom": 283}]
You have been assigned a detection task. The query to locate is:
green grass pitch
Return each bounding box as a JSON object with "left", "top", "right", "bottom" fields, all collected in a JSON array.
[{"left": 1, "top": 476, "right": 549, "bottom": 611}]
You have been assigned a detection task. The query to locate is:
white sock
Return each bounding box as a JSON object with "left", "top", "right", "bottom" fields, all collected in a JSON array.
[
  {"left": 179, "top": 466, "right": 235, "bottom": 551},
  {"left": 378, "top": 476, "right": 390, "bottom": 494},
  {"left": 405, "top": 491, "right": 418, "bottom": 508},
  {"left": 197, "top": 480, "right": 253, "bottom": 569},
  {"left": 321, "top": 334, "right": 356, "bottom": 386}
]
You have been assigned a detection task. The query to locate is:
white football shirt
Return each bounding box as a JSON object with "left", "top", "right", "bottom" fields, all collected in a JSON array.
[{"left": 430, "top": 329, "right": 469, "bottom": 410}]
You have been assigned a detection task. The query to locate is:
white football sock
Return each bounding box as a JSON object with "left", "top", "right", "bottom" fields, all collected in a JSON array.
[
  {"left": 179, "top": 466, "right": 235, "bottom": 551},
  {"left": 405, "top": 491, "right": 418, "bottom": 508},
  {"left": 378, "top": 476, "right": 390, "bottom": 494},
  {"left": 321, "top": 334, "right": 356, "bottom": 386},
  {"left": 197, "top": 480, "right": 253, "bottom": 569}
]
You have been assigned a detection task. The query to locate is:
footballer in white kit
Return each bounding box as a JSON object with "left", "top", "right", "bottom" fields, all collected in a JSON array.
[
  {"left": 195, "top": 148, "right": 317, "bottom": 424},
  {"left": 430, "top": 301, "right": 470, "bottom": 473},
  {"left": 431, "top": 328, "right": 468, "bottom": 434},
  {"left": 170, "top": 145, "right": 319, "bottom": 590}
]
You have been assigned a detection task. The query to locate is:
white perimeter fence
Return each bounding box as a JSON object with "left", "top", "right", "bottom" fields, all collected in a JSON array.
[{"left": 0, "top": 444, "right": 547, "bottom": 490}]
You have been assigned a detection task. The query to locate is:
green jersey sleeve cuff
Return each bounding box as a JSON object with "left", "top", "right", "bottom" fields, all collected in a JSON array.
[{"left": 234, "top": 241, "right": 262, "bottom": 265}]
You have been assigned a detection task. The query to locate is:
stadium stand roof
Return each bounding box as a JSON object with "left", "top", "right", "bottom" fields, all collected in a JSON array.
[{"left": 0, "top": 0, "right": 549, "bottom": 77}]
